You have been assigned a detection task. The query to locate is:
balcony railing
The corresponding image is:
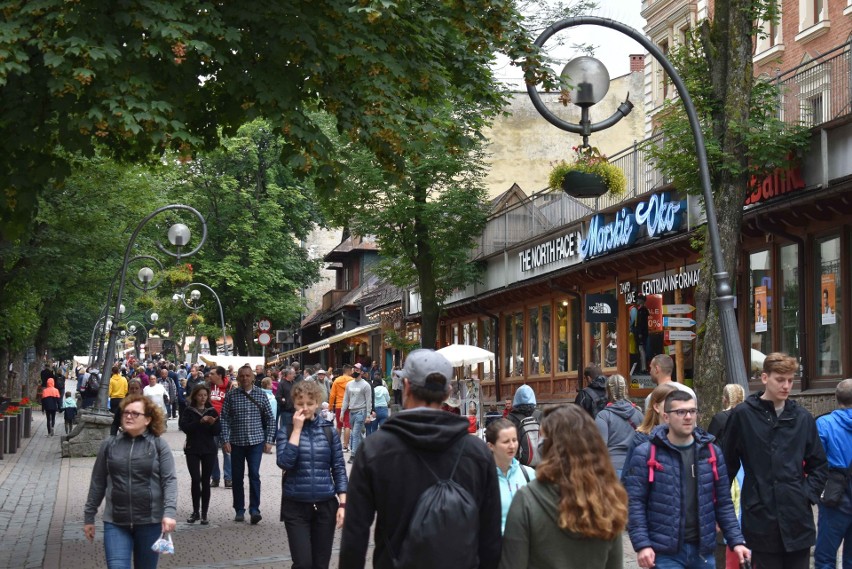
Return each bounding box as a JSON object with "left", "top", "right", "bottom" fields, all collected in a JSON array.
[
  {"left": 474, "top": 135, "right": 668, "bottom": 259},
  {"left": 476, "top": 40, "right": 852, "bottom": 259},
  {"left": 773, "top": 40, "right": 852, "bottom": 128}
]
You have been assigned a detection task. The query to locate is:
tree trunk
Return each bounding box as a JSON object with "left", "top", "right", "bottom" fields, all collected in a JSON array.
[
  {"left": 0, "top": 345, "right": 9, "bottom": 397},
  {"left": 412, "top": 185, "right": 439, "bottom": 349},
  {"left": 694, "top": 3, "right": 753, "bottom": 422}
]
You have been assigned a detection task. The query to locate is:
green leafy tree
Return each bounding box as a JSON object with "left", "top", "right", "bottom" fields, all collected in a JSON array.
[
  {"left": 168, "top": 119, "right": 322, "bottom": 356},
  {"left": 0, "top": 0, "right": 565, "bottom": 240},
  {"left": 317, "top": 105, "right": 489, "bottom": 349},
  {"left": 645, "top": 3, "right": 810, "bottom": 417},
  {"left": 0, "top": 153, "right": 168, "bottom": 396}
]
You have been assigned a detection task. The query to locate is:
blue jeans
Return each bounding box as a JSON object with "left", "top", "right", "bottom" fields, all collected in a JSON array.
[
  {"left": 230, "top": 442, "right": 264, "bottom": 515},
  {"left": 815, "top": 504, "right": 852, "bottom": 569},
  {"left": 366, "top": 407, "right": 388, "bottom": 435},
  {"left": 103, "top": 521, "right": 161, "bottom": 569},
  {"left": 654, "top": 542, "right": 715, "bottom": 569},
  {"left": 350, "top": 410, "right": 366, "bottom": 456},
  {"left": 211, "top": 446, "right": 232, "bottom": 482}
]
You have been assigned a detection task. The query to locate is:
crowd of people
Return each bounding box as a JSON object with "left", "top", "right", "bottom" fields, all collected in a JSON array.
[{"left": 36, "top": 349, "right": 851, "bottom": 569}]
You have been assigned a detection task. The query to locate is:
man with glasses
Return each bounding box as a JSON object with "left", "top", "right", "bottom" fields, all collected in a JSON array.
[
  {"left": 624, "top": 391, "right": 749, "bottom": 569},
  {"left": 723, "top": 352, "right": 827, "bottom": 569}
]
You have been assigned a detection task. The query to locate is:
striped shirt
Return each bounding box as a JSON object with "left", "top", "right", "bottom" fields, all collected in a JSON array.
[{"left": 220, "top": 387, "right": 275, "bottom": 446}]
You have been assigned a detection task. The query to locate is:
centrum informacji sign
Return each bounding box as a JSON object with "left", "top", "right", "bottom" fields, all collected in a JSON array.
[{"left": 579, "top": 192, "right": 687, "bottom": 260}]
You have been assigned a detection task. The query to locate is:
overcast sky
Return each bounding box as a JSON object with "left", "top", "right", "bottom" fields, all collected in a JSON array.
[{"left": 494, "top": 0, "right": 647, "bottom": 88}]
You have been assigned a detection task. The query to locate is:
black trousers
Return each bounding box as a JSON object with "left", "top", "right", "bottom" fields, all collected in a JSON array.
[
  {"left": 45, "top": 410, "right": 56, "bottom": 434},
  {"left": 185, "top": 453, "right": 216, "bottom": 517},
  {"left": 752, "top": 548, "right": 810, "bottom": 569},
  {"left": 282, "top": 497, "right": 338, "bottom": 569},
  {"left": 110, "top": 398, "right": 123, "bottom": 436}
]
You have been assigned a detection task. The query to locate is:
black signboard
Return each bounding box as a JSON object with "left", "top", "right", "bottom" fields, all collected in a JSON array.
[{"left": 586, "top": 293, "right": 618, "bottom": 323}]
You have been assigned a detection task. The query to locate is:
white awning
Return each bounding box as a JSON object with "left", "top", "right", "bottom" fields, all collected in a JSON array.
[{"left": 307, "top": 323, "right": 381, "bottom": 353}]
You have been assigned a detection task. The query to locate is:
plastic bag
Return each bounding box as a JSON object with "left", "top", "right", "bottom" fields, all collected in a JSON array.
[{"left": 151, "top": 532, "right": 175, "bottom": 555}]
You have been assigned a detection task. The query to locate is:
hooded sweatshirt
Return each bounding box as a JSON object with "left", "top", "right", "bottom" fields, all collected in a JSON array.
[
  {"left": 339, "top": 408, "right": 501, "bottom": 569},
  {"left": 498, "top": 479, "right": 623, "bottom": 569},
  {"left": 595, "top": 399, "right": 644, "bottom": 471},
  {"left": 42, "top": 378, "right": 62, "bottom": 412},
  {"left": 509, "top": 384, "right": 539, "bottom": 428}
]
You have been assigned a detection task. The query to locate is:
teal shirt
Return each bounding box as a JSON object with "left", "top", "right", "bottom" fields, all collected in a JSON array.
[{"left": 497, "top": 458, "right": 535, "bottom": 533}]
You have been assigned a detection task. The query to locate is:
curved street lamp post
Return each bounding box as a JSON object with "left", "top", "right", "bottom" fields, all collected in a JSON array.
[
  {"left": 96, "top": 205, "right": 207, "bottom": 411},
  {"left": 173, "top": 282, "right": 229, "bottom": 357},
  {"left": 526, "top": 17, "right": 748, "bottom": 392}
]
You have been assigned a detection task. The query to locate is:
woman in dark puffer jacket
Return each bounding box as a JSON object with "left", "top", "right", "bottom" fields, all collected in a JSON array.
[{"left": 276, "top": 380, "right": 348, "bottom": 569}]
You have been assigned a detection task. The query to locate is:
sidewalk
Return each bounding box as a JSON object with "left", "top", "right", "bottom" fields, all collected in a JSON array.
[{"left": 1, "top": 413, "right": 837, "bottom": 568}]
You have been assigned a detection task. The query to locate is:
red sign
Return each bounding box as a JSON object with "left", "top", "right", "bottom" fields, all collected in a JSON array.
[
  {"left": 646, "top": 294, "right": 663, "bottom": 333},
  {"left": 744, "top": 164, "right": 805, "bottom": 206}
]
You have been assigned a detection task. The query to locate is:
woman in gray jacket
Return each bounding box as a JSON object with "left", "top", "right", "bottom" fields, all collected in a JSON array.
[
  {"left": 84, "top": 394, "right": 177, "bottom": 569},
  {"left": 499, "top": 405, "right": 627, "bottom": 569},
  {"left": 595, "top": 374, "right": 644, "bottom": 477}
]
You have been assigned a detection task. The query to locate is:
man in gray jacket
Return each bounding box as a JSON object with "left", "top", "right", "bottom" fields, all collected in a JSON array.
[{"left": 341, "top": 370, "right": 373, "bottom": 464}]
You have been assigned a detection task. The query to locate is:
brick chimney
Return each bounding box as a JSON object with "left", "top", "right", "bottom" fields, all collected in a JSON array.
[{"left": 630, "top": 54, "right": 645, "bottom": 73}]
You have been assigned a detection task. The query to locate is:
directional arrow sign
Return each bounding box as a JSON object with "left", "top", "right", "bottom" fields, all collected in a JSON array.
[
  {"left": 663, "top": 317, "right": 696, "bottom": 328},
  {"left": 662, "top": 304, "right": 696, "bottom": 315},
  {"left": 665, "top": 330, "right": 697, "bottom": 342}
]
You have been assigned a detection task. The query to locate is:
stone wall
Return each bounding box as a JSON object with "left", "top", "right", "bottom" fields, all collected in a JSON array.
[{"left": 791, "top": 388, "right": 841, "bottom": 418}]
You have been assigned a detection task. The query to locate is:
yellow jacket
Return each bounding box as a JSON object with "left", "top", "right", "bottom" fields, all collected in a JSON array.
[
  {"left": 109, "top": 373, "right": 128, "bottom": 399},
  {"left": 329, "top": 375, "right": 354, "bottom": 410}
]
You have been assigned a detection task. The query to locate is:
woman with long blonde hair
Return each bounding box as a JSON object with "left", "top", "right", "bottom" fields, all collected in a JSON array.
[{"left": 498, "top": 405, "right": 627, "bottom": 569}]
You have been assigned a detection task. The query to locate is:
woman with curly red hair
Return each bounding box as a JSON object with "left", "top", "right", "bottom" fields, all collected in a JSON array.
[{"left": 498, "top": 404, "right": 627, "bottom": 569}]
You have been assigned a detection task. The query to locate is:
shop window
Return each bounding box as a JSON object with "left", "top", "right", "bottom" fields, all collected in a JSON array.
[
  {"left": 528, "top": 304, "right": 552, "bottom": 376},
  {"left": 588, "top": 288, "right": 618, "bottom": 369},
  {"left": 451, "top": 323, "right": 459, "bottom": 344},
  {"left": 779, "top": 244, "right": 800, "bottom": 359},
  {"left": 816, "top": 236, "right": 843, "bottom": 377},
  {"left": 504, "top": 311, "right": 524, "bottom": 377},
  {"left": 556, "top": 299, "right": 579, "bottom": 374},
  {"left": 480, "top": 318, "right": 495, "bottom": 380},
  {"left": 749, "top": 250, "right": 773, "bottom": 357}
]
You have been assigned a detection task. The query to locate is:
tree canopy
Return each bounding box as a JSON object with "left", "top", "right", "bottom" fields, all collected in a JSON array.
[{"left": 1, "top": 0, "right": 557, "bottom": 239}]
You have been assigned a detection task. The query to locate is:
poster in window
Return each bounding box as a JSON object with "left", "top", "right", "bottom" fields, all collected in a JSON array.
[
  {"left": 754, "top": 286, "right": 767, "bottom": 333},
  {"left": 821, "top": 274, "right": 836, "bottom": 325},
  {"left": 646, "top": 294, "right": 663, "bottom": 333}
]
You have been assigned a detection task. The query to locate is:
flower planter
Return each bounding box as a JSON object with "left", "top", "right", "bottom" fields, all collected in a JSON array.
[
  {"left": 6, "top": 415, "right": 18, "bottom": 454},
  {"left": 561, "top": 171, "right": 608, "bottom": 198},
  {"left": 22, "top": 407, "right": 32, "bottom": 438}
]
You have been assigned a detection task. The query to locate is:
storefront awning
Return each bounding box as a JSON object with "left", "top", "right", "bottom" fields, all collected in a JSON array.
[
  {"left": 267, "top": 345, "right": 311, "bottom": 365},
  {"left": 308, "top": 323, "right": 381, "bottom": 353}
]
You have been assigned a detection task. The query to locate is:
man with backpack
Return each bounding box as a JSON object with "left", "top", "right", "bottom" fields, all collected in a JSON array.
[
  {"left": 339, "top": 349, "right": 501, "bottom": 569},
  {"left": 624, "top": 390, "right": 750, "bottom": 569},
  {"left": 575, "top": 364, "right": 608, "bottom": 418},
  {"left": 507, "top": 384, "right": 542, "bottom": 467}
]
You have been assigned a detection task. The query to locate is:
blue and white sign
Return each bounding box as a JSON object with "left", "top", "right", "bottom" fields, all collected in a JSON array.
[{"left": 580, "top": 192, "right": 686, "bottom": 259}]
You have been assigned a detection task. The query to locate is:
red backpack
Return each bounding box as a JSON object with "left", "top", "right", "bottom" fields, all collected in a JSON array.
[{"left": 647, "top": 442, "right": 720, "bottom": 503}]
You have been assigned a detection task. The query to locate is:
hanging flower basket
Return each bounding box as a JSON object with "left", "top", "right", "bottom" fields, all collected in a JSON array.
[
  {"left": 164, "top": 265, "right": 193, "bottom": 288},
  {"left": 549, "top": 145, "right": 627, "bottom": 199},
  {"left": 186, "top": 313, "right": 204, "bottom": 327},
  {"left": 136, "top": 296, "right": 155, "bottom": 311}
]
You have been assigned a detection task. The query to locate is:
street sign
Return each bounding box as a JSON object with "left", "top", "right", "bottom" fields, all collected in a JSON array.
[
  {"left": 663, "top": 317, "right": 696, "bottom": 328},
  {"left": 257, "top": 318, "right": 272, "bottom": 332},
  {"left": 665, "top": 330, "right": 697, "bottom": 342},
  {"left": 257, "top": 331, "right": 272, "bottom": 346},
  {"left": 662, "top": 304, "right": 696, "bottom": 315}
]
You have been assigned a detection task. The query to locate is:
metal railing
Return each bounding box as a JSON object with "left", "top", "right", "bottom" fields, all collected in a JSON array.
[
  {"left": 474, "top": 134, "right": 668, "bottom": 258},
  {"left": 477, "top": 40, "right": 852, "bottom": 259},
  {"left": 773, "top": 40, "right": 852, "bottom": 128}
]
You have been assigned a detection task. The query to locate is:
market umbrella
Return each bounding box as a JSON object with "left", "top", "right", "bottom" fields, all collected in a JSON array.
[
  {"left": 436, "top": 344, "right": 495, "bottom": 367},
  {"left": 750, "top": 348, "right": 766, "bottom": 372}
]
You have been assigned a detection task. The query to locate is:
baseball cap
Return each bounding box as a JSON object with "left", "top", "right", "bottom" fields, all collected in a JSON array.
[
  {"left": 354, "top": 363, "right": 362, "bottom": 370},
  {"left": 316, "top": 369, "right": 327, "bottom": 375},
  {"left": 401, "top": 349, "right": 454, "bottom": 391}
]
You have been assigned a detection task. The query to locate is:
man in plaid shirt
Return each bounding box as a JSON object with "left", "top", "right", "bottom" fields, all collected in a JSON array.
[{"left": 221, "top": 365, "right": 276, "bottom": 525}]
